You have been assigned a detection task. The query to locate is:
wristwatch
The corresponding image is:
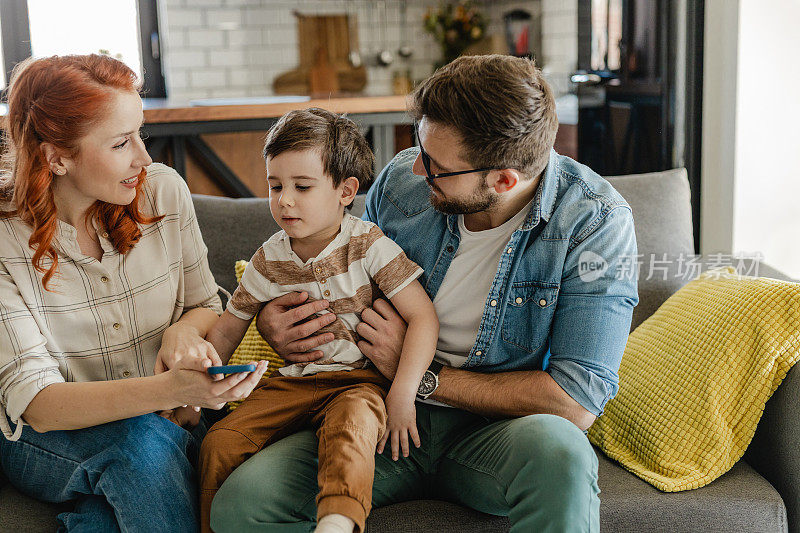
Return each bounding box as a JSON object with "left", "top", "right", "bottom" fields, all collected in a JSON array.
[{"left": 417, "top": 360, "right": 443, "bottom": 400}]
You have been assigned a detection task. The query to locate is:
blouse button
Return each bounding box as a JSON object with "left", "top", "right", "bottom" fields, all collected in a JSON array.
[
  {"left": 113, "top": 322, "right": 121, "bottom": 330},
  {"left": 323, "top": 290, "right": 330, "bottom": 297},
  {"left": 315, "top": 267, "right": 322, "bottom": 273},
  {"left": 320, "top": 279, "right": 326, "bottom": 284},
  {"left": 490, "top": 299, "right": 497, "bottom": 307},
  {"left": 101, "top": 232, "right": 109, "bottom": 238},
  {"left": 100, "top": 276, "right": 109, "bottom": 283},
  {"left": 122, "top": 371, "right": 131, "bottom": 378},
  {"left": 539, "top": 299, "right": 547, "bottom": 307},
  {"left": 515, "top": 297, "right": 523, "bottom": 304}
]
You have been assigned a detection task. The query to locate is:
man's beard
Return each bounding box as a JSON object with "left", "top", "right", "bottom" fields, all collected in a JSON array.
[{"left": 428, "top": 176, "right": 497, "bottom": 215}]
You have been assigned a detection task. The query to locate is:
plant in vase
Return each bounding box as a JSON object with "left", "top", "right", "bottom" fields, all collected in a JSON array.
[{"left": 424, "top": 1, "right": 488, "bottom": 68}]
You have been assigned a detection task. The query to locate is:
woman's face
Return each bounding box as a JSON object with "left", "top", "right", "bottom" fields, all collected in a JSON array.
[{"left": 58, "top": 89, "right": 152, "bottom": 209}]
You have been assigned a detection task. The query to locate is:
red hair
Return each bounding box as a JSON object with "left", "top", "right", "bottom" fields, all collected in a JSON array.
[{"left": 0, "top": 54, "right": 163, "bottom": 290}]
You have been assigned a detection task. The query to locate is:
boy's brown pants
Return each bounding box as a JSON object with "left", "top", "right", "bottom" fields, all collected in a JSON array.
[{"left": 199, "top": 368, "right": 390, "bottom": 533}]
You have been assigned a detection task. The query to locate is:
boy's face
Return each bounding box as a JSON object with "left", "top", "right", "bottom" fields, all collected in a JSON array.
[{"left": 266, "top": 149, "right": 351, "bottom": 242}]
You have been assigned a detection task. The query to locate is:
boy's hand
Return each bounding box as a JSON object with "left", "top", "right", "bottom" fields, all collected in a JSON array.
[{"left": 378, "top": 390, "right": 421, "bottom": 461}]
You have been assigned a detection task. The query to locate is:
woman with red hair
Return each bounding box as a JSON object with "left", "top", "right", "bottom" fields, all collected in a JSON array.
[{"left": 0, "top": 54, "right": 267, "bottom": 531}]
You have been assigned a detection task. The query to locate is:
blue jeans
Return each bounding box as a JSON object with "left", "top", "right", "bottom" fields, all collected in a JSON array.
[{"left": 0, "top": 413, "right": 207, "bottom": 532}]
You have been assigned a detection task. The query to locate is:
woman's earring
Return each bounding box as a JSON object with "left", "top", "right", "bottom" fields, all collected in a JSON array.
[{"left": 54, "top": 168, "right": 65, "bottom": 175}]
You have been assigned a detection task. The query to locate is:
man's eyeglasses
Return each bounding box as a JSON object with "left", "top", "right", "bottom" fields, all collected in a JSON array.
[{"left": 415, "top": 124, "right": 499, "bottom": 182}]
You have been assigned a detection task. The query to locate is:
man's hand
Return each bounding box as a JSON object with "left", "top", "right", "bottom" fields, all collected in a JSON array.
[
  {"left": 158, "top": 405, "right": 202, "bottom": 430},
  {"left": 356, "top": 299, "right": 407, "bottom": 380},
  {"left": 255, "top": 291, "right": 337, "bottom": 363}
]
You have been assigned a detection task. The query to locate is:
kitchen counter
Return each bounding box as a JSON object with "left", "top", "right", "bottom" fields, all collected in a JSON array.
[
  {"left": 142, "top": 95, "right": 409, "bottom": 124},
  {"left": 140, "top": 95, "right": 412, "bottom": 197}
]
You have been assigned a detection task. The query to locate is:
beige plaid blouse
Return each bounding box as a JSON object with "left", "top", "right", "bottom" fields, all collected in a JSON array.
[{"left": 0, "top": 163, "right": 222, "bottom": 441}]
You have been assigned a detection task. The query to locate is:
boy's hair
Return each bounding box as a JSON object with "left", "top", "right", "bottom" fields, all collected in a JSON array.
[
  {"left": 263, "top": 108, "right": 374, "bottom": 189},
  {"left": 408, "top": 54, "right": 558, "bottom": 180}
]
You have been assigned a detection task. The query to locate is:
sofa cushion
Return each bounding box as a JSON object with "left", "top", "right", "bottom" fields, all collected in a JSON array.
[
  {"left": 606, "top": 169, "right": 695, "bottom": 258},
  {"left": 192, "top": 195, "right": 276, "bottom": 297},
  {"left": 589, "top": 267, "right": 800, "bottom": 491},
  {"left": 0, "top": 482, "right": 67, "bottom": 531},
  {"left": 2, "top": 447, "right": 786, "bottom": 532},
  {"left": 595, "top": 448, "right": 787, "bottom": 533}
]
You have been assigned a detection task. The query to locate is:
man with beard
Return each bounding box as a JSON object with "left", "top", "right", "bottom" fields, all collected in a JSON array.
[{"left": 211, "top": 55, "right": 639, "bottom": 533}]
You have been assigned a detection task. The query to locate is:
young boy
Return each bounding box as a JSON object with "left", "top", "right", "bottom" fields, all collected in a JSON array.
[{"left": 199, "top": 108, "right": 438, "bottom": 533}]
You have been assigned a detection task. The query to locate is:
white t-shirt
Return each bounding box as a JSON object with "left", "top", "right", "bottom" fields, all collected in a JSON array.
[{"left": 433, "top": 199, "right": 534, "bottom": 368}]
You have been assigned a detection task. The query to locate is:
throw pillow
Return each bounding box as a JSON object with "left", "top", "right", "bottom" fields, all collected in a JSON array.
[{"left": 588, "top": 267, "right": 800, "bottom": 491}]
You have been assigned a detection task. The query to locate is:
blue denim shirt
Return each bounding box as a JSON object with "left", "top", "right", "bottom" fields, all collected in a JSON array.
[{"left": 363, "top": 148, "right": 639, "bottom": 416}]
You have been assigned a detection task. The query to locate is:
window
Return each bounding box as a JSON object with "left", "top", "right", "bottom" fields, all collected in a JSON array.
[{"left": 0, "top": 0, "right": 165, "bottom": 96}]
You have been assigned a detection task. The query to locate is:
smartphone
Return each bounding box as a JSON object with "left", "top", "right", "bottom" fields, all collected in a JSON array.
[{"left": 207, "top": 363, "right": 257, "bottom": 375}]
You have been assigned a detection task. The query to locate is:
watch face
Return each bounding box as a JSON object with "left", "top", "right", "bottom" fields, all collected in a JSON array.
[{"left": 418, "top": 371, "right": 436, "bottom": 395}]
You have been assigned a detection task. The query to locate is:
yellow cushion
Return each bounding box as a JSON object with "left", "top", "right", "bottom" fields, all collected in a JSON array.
[
  {"left": 588, "top": 267, "right": 800, "bottom": 491},
  {"left": 226, "top": 260, "right": 285, "bottom": 410}
]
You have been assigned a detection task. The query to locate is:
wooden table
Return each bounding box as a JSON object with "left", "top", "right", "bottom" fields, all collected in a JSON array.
[{"left": 142, "top": 95, "right": 411, "bottom": 197}]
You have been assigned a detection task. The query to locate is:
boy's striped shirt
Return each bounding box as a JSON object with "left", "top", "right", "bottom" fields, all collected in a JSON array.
[{"left": 228, "top": 213, "right": 422, "bottom": 377}]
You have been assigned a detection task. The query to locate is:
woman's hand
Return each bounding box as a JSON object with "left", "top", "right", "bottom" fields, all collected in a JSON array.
[
  {"left": 165, "top": 360, "right": 268, "bottom": 410},
  {"left": 155, "top": 322, "right": 222, "bottom": 374},
  {"left": 378, "top": 389, "right": 421, "bottom": 461}
]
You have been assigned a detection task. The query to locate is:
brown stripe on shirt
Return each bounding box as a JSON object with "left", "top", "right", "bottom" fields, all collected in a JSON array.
[
  {"left": 314, "top": 225, "right": 384, "bottom": 279},
  {"left": 229, "top": 284, "right": 263, "bottom": 316},
  {"left": 259, "top": 259, "right": 316, "bottom": 285},
  {"left": 319, "top": 316, "right": 360, "bottom": 345},
  {"left": 373, "top": 254, "right": 420, "bottom": 296},
  {"left": 293, "top": 356, "right": 369, "bottom": 369},
  {"left": 253, "top": 226, "right": 385, "bottom": 286},
  {"left": 327, "top": 283, "right": 375, "bottom": 315}
]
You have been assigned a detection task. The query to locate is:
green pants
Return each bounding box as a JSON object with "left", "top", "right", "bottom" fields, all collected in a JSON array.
[{"left": 210, "top": 404, "right": 600, "bottom": 532}]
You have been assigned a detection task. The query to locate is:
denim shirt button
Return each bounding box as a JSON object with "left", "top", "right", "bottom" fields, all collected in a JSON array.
[
  {"left": 475, "top": 350, "right": 482, "bottom": 357},
  {"left": 539, "top": 299, "right": 547, "bottom": 307},
  {"left": 515, "top": 297, "right": 523, "bottom": 304},
  {"left": 506, "top": 247, "right": 513, "bottom": 254},
  {"left": 446, "top": 245, "right": 454, "bottom": 253},
  {"left": 490, "top": 299, "right": 497, "bottom": 307}
]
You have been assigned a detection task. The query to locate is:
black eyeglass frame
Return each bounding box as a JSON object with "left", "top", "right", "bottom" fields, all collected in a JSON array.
[{"left": 415, "top": 124, "right": 500, "bottom": 182}]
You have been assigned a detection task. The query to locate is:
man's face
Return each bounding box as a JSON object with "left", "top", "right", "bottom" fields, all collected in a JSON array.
[{"left": 412, "top": 118, "right": 497, "bottom": 215}]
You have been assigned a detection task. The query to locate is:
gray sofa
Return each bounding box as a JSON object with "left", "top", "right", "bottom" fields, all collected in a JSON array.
[{"left": 1, "top": 168, "right": 797, "bottom": 532}]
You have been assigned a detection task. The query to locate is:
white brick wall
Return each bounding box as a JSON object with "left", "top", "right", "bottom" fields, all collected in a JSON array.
[
  {"left": 160, "top": 0, "right": 577, "bottom": 101},
  {"left": 483, "top": 0, "right": 578, "bottom": 96}
]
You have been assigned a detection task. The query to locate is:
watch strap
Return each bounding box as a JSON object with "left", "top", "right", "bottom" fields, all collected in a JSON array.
[{"left": 427, "top": 360, "right": 443, "bottom": 376}]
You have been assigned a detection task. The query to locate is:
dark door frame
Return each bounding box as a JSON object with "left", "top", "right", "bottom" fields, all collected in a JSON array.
[{"left": 685, "top": 0, "right": 704, "bottom": 253}]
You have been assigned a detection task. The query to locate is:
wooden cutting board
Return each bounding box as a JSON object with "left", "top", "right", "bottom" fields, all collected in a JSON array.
[{"left": 274, "top": 13, "right": 366, "bottom": 95}]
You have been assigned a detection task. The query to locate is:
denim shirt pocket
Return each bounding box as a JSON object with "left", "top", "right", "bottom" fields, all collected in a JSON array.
[{"left": 501, "top": 281, "right": 560, "bottom": 354}]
